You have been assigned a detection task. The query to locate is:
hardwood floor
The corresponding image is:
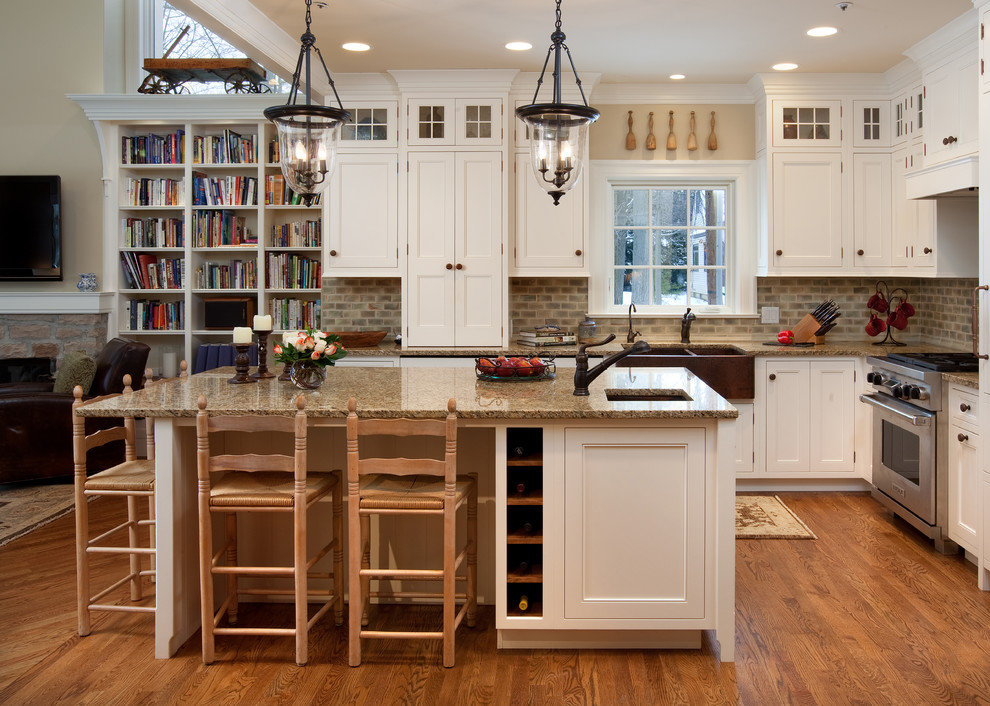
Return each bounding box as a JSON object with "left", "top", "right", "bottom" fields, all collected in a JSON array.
[{"left": 1, "top": 492, "right": 989, "bottom": 705}]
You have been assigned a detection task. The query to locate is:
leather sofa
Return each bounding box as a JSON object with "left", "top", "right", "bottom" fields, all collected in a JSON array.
[{"left": 0, "top": 338, "right": 151, "bottom": 485}]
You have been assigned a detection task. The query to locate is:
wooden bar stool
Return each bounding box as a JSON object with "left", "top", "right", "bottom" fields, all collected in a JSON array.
[
  {"left": 72, "top": 374, "right": 155, "bottom": 635},
  {"left": 195, "top": 394, "right": 344, "bottom": 666},
  {"left": 346, "top": 397, "right": 477, "bottom": 668}
]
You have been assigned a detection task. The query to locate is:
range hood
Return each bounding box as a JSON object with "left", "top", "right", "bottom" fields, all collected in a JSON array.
[{"left": 906, "top": 155, "right": 979, "bottom": 199}]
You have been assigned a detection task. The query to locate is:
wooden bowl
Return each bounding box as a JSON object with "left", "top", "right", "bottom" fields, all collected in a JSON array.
[{"left": 331, "top": 330, "right": 388, "bottom": 348}]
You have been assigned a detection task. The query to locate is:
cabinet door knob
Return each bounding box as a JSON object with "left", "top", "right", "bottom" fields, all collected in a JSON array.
[
  {"left": 446, "top": 263, "right": 453, "bottom": 270},
  {"left": 957, "top": 432, "right": 969, "bottom": 443},
  {"left": 857, "top": 249, "right": 865, "bottom": 256},
  {"left": 455, "top": 263, "right": 464, "bottom": 270},
  {"left": 768, "top": 373, "right": 776, "bottom": 381},
  {"left": 942, "top": 136, "right": 958, "bottom": 145},
  {"left": 575, "top": 249, "right": 582, "bottom": 256},
  {"left": 775, "top": 249, "right": 783, "bottom": 256},
  {"left": 960, "top": 403, "right": 971, "bottom": 412},
  {"left": 923, "top": 247, "right": 932, "bottom": 254},
  {"left": 329, "top": 249, "right": 338, "bottom": 257}
]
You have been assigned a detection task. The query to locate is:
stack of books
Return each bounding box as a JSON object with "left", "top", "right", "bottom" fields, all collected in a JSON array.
[{"left": 516, "top": 327, "right": 577, "bottom": 347}]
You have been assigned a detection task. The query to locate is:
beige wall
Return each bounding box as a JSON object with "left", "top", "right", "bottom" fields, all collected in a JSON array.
[
  {"left": 590, "top": 104, "right": 755, "bottom": 161},
  {"left": 0, "top": 0, "right": 105, "bottom": 292}
]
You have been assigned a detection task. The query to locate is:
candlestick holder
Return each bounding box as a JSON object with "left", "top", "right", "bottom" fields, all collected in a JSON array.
[
  {"left": 228, "top": 343, "right": 257, "bottom": 384},
  {"left": 251, "top": 330, "right": 276, "bottom": 379}
]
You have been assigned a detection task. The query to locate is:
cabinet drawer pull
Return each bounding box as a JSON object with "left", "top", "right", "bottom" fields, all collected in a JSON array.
[
  {"left": 857, "top": 249, "right": 864, "bottom": 256},
  {"left": 960, "top": 403, "right": 971, "bottom": 412},
  {"left": 775, "top": 249, "right": 783, "bottom": 256},
  {"left": 456, "top": 263, "right": 464, "bottom": 270},
  {"left": 575, "top": 249, "right": 582, "bottom": 256},
  {"left": 329, "top": 249, "right": 338, "bottom": 257},
  {"left": 446, "top": 263, "right": 453, "bottom": 270},
  {"left": 942, "top": 136, "right": 958, "bottom": 145},
  {"left": 957, "top": 432, "right": 969, "bottom": 443},
  {"left": 923, "top": 247, "right": 932, "bottom": 254},
  {"left": 768, "top": 373, "right": 776, "bottom": 381}
]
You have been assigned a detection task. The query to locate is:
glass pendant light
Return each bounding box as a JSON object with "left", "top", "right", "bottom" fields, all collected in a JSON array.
[
  {"left": 264, "top": 0, "right": 351, "bottom": 207},
  {"left": 515, "top": 0, "right": 600, "bottom": 205}
]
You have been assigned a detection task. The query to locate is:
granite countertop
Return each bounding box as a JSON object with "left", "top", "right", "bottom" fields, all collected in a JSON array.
[
  {"left": 943, "top": 371, "right": 979, "bottom": 389},
  {"left": 77, "top": 366, "right": 737, "bottom": 421}
]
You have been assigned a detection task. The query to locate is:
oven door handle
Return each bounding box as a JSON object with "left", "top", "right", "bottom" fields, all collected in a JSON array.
[{"left": 859, "top": 394, "right": 932, "bottom": 426}]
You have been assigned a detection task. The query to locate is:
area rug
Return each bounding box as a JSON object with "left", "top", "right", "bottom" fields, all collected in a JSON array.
[
  {"left": 736, "top": 495, "right": 817, "bottom": 539},
  {"left": 0, "top": 482, "right": 76, "bottom": 547}
]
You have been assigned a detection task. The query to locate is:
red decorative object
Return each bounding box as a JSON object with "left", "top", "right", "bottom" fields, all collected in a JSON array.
[{"left": 866, "top": 281, "right": 910, "bottom": 346}]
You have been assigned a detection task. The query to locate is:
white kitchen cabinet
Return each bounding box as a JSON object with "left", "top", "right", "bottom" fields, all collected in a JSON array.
[
  {"left": 326, "top": 152, "right": 399, "bottom": 275},
  {"left": 947, "top": 385, "right": 981, "bottom": 556},
  {"left": 339, "top": 101, "right": 398, "bottom": 148},
  {"left": 406, "top": 98, "right": 502, "bottom": 147},
  {"left": 891, "top": 143, "right": 936, "bottom": 269},
  {"left": 406, "top": 151, "right": 503, "bottom": 347},
  {"left": 852, "top": 101, "right": 890, "bottom": 148},
  {"left": 562, "top": 426, "right": 708, "bottom": 620},
  {"left": 512, "top": 153, "right": 586, "bottom": 274},
  {"left": 923, "top": 51, "right": 979, "bottom": 167},
  {"left": 770, "top": 152, "right": 843, "bottom": 270},
  {"left": 733, "top": 402, "right": 755, "bottom": 475},
  {"left": 334, "top": 356, "right": 399, "bottom": 367},
  {"left": 852, "top": 152, "right": 892, "bottom": 270},
  {"left": 892, "top": 87, "right": 924, "bottom": 145},
  {"left": 771, "top": 100, "right": 842, "bottom": 148},
  {"left": 762, "top": 358, "right": 856, "bottom": 475}
]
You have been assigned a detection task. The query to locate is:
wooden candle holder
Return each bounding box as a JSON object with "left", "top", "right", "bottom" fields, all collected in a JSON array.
[
  {"left": 228, "top": 343, "right": 257, "bottom": 384},
  {"left": 251, "top": 330, "right": 275, "bottom": 379}
]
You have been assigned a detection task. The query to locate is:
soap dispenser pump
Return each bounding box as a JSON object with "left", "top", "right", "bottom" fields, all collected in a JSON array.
[{"left": 578, "top": 314, "right": 597, "bottom": 344}]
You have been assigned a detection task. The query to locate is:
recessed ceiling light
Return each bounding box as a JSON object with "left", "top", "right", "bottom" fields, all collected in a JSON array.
[
  {"left": 342, "top": 42, "right": 370, "bottom": 52},
  {"left": 807, "top": 26, "right": 838, "bottom": 37},
  {"left": 772, "top": 63, "right": 799, "bottom": 71},
  {"left": 505, "top": 41, "right": 533, "bottom": 51},
  {"left": 669, "top": 74, "right": 686, "bottom": 80}
]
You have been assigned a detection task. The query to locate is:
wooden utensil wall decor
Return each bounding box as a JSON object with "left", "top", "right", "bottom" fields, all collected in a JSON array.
[
  {"left": 707, "top": 111, "right": 718, "bottom": 151},
  {"left": 645, "top": 111, "right": 657, "bottom": 150},
  {"left": 625, "top": 111, "right": 636, "bottom": 150},
  {"left": 666, "top": 111, "right": 677, "bottom": 150},
  {"left": 687, "top": 110, "right": 698, "bottom": 151}
]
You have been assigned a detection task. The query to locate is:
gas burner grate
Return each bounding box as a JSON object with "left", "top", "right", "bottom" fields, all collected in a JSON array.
[{"left": 886, "top": 352, "right": 979, "bottom": 373}]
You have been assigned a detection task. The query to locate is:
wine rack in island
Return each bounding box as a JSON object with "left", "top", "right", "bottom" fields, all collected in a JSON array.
[{"left": 505, "top": 428, "right": 543, "bottom": 617}]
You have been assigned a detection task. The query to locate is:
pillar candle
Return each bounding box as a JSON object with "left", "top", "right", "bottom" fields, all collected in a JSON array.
[
  {"left": 253, "top": 314, "right": 272, "bottom": 331},
  {"left": 232, "top": 326, "right": 253, "bottom": 344}
]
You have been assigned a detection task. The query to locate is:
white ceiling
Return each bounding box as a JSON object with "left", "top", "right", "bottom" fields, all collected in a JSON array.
[{"left": 174, "top": 0, "right": 975, "bottom": 86}]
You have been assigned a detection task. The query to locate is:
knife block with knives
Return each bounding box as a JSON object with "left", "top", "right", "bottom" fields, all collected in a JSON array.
[{"left": 790, "top": 299, "right": 841, "bottom": 344}]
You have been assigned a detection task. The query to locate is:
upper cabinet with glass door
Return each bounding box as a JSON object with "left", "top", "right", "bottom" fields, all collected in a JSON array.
[
  {"left": 339, "top": 102, "right": 398, "bottom": 149},
  {"left": 771, "top": 100, "right": 842, "bottom": 148},
  {"left": 852, "top": 100, "right": 890, "bottom": 148},
  {"left": 406, "top": 98, "right": 502, "bottom": 147}
]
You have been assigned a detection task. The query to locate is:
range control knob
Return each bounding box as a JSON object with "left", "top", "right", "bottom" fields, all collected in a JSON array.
[
  {"left": 866, "top": 372, "right": 875, "bottom": 383},
  {"left": 891, "top": 385, "right": 904, "bottom": 398},
  {"left": 906, "top": 385, "right": 921, "bottom": 399},
  {"left": 870, "top": 372, "right": 885, "bottom": 385}
]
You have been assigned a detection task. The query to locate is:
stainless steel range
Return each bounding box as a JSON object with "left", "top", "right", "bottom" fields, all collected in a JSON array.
[{"left": 860, "top": 352, "right": 978, "bottom": 553}]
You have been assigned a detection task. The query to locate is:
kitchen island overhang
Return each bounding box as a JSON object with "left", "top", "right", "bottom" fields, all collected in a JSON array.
[{"left": 78, "top": 365, "right": 737, "bottom": 662}]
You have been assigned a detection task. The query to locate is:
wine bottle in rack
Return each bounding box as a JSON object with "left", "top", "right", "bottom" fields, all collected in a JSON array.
[
  {"left": 515, "top": 481, "right": 527, "bottom": 495},
  {"left": 517, "top": 521, "right": 534, "bottom": 535},
  {"left": 515, "top": 561, "right": 530, "bottom": 575},
  {"left": 518, "top": 595, "right": 529, "bottom": 612}
]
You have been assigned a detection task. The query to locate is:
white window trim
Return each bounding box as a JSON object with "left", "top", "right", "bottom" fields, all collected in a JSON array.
[{"left": 588, "top": 160, "right": 758, "bottom": 318}]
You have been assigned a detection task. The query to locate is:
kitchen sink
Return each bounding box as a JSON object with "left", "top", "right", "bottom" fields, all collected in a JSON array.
[
  {"left": 619, "top": 344, "right": 754, "bottom": 399},
  {"left": 605, "top": 389, "right": 692, "bottom": 402}
]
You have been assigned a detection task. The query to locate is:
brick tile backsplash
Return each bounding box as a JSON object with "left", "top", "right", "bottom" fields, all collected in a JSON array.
[
  {"left": 0, "top": 313, "right": 109, "bottom": 361},
  {"left": 320, "top": 276, "right": 978, "bottom": 349}
]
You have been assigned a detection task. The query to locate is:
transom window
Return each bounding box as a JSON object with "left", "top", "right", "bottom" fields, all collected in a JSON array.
[{"left": 612, "top": 186, "right": 728, "bottom": 308}]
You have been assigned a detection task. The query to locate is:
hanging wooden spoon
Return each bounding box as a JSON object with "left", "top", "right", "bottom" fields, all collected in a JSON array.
[
  {"left": 687, "top": 110, "right": 698, "bottom": 151},
  {"left": 625, "top": 111, "right": 636, "bottom": 150},
  {"left": 707, "top": 111, "right": 718, "bottom": 150},
  {"left": 645, "top": 111, "right": 657, "bottom": 150},
  {"left": 666, "top": 111, "right": 677, "bottom": 150}
]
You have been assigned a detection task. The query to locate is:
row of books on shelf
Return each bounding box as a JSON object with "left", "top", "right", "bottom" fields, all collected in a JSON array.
[
  {"left": 125, "top": 299, "right": 184, "bottom": 331},
  {"left": 269, "top": 298, "right": 321, "bottom": 331},
  {"left": 267, "top": 137, "right": 282, "bottom": 164},
  {"left": 192, "top": 173, "right": 259, "bottom": 206},
  {"left": 122, "top": 130, "right": 184, "bottom": 165},
  {"left": 191, "top": 130, "right": 257, "bottom": 165},
  {"left": 196, "top": 260, "right": 258, "bottom": 289},
  {"left": 120, "top": 252, "right": 185, "bottom": 290},
  {"left": 515, "top": 328, "right": 577, "bottom": 347},
  {"left": 192, "top": 210, "right": 255, "bottom": 247},
  {"left": 123, "top": 178, "right": 184, "bottom": 207},
  {"left": 122, "top": 216, "right": 184, "bottom": 248},
  {"left": 271, "top": 220, "right": 321, "bottom": 248},
  {"left": 265, "top": 174, "right": 321, "bottom": 206},
  {"left": 265, "top": 253, "right": 322, "bottom": 289}
]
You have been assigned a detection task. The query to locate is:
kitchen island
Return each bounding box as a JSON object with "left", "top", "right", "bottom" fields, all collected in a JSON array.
[{"left": 78, "top": 365, "right": 738, "bottom": 661}]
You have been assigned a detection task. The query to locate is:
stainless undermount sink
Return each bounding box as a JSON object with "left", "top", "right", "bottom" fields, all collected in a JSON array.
[{"left": 604, "top": 389, "right": 693, "bottom": 402}]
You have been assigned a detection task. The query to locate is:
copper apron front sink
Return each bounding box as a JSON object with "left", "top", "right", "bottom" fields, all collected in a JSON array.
[{"left": 619, "top": 344, "right": 754, "bottom": 400}]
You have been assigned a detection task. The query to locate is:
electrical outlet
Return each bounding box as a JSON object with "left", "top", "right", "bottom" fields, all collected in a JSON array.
[{"left": 761, "top": 306, "right": 780, "bottom": 324}]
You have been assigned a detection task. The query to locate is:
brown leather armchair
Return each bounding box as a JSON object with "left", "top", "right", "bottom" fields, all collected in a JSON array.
[{"left": 0, "top": 338, "right": 151, "bottom": 485}]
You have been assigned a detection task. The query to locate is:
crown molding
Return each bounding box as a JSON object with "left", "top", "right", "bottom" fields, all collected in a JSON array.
[
  {"left": 388, "top": 69, "right": 520, "bottom": 95},
  {"left": 0, "top": 292, "right": 115, "bottom": 315},
  {"left": 591, "top": 83, "right": 755, "bottom": 105},
  {"left": 68, "top": 94, "right": 280, "bottom": 122}
]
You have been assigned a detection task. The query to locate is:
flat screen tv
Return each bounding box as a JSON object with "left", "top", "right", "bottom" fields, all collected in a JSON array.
[{"left": 0, "top": 175, "right": 62, "bottom": 281}]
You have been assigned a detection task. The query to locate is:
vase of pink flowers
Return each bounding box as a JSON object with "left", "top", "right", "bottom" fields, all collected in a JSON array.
[{"left": 273, "top": 328, "right": 348, "bottom": 389}]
